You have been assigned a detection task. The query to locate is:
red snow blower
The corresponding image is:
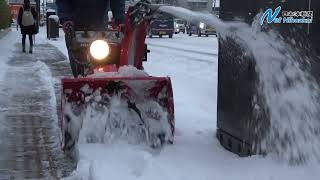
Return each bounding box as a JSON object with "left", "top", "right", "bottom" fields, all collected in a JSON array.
[{"left": 60, "top": 1, "right": 174, "bottom": 153}]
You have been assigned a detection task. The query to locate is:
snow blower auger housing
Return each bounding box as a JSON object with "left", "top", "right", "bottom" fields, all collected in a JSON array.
[{"left": 60, "top": 1, "right": 174, "bottom": 153}]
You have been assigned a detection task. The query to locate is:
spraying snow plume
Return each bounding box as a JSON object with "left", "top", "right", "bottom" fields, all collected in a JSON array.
[
  {"left": 233, "top": 20, "right": 320, "bottom": 164},
  {"left": 159, "top": 6, "right": 320, "bottom": 164}
]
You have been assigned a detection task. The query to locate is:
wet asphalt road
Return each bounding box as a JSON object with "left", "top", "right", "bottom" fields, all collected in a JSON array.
[{"left": 0, "top": 43, "right": 75, "bottom": 179}]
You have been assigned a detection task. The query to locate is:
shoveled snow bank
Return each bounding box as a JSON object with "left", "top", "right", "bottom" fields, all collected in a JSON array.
[
  {"left": 35, "top": 60, "right": 61, "bottom": 139},
  {"left": 0, "top": 31, "right": 16, "bottom": 82},
  {"left": 0, "top": 31, "right": 18, "bottom": 144}
]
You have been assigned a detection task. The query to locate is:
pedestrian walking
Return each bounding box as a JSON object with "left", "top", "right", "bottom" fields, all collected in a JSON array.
[{"left": 17, "top": 0, "right": 37, "bottom": 53}]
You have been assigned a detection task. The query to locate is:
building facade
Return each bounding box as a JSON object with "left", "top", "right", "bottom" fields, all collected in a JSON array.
[
  {"left": 8, "top": 0, "right": 37, "bottom": 4},
  {"left": 151, "top": 0, "right": 213, "bottom": 12},
  {"left": 178, "top": 0, "right": 213, "bottom": 12}
]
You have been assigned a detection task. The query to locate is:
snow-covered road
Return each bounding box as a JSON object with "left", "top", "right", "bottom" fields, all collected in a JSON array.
[
  {"left": 67, "top": 34, "right": 320, "bottom": 179},
  {"left": 0, "top": 28, "right": 320, "bottom": 179}
]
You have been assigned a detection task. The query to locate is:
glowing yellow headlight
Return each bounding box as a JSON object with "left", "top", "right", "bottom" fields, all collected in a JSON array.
[
  {"left": 199, "top": 22, "right": 205, "bottom": 29},
  {"left": 90, "top": 40, "right": 110, "bottom": 60}
]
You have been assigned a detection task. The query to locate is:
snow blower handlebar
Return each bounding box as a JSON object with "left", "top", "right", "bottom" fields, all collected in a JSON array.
[
  {"left": 127, "top": 0, "right": 161, "bottom": 26},
  {"left": 119, "top": 1, "right": 163, "bottom": 69}
]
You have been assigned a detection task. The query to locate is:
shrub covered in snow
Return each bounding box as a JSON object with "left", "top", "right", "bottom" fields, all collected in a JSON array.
[{"left": 0, "top": 0, "right": 11, "bottom": 29}]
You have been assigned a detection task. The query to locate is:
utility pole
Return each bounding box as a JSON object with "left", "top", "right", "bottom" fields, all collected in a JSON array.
[{"left": 36, "top": 0, "right": 40, "bottom": 22}]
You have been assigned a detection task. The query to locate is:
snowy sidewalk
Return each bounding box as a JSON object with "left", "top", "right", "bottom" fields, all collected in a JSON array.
[
  {"left": 0, "top": 29, "right": 10, "bottom": 40},
  {"left": 0, "top": 30, "right": 74, "bottom": 179}
]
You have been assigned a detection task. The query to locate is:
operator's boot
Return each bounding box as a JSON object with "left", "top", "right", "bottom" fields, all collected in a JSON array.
[{"left": 29, "top": 46, "right": 33, "bottom": 54}]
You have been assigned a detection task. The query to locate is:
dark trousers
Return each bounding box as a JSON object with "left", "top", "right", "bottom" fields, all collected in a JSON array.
[{"left": 22, "top": 34, "right": 33, "bottom": 48}]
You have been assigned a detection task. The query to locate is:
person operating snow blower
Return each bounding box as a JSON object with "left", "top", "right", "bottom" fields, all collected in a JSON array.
[
  {"left": 56, "top": 0, "right": 126, "bottom": 77},
  {"left": 56, "top": 0, "right": 175, "bottom": 160}
]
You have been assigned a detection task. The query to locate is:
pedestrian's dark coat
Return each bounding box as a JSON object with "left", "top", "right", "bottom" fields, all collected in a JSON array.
[{"left": 17, "top": 6, "right": 37, "bottom": 35}]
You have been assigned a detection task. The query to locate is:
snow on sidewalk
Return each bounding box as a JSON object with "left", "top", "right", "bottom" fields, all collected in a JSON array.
[
  {"left": 0, "top": 30, "right": 16, "bottom": 84},
  {"left": 40, "top": 28, "right": 320, "bottom": 180},
  {"left": 0, "top": 30, "right": 18, "bottom": 141},
  {"left": 0, "top": 29, "right": 75, "bottom": 179}
]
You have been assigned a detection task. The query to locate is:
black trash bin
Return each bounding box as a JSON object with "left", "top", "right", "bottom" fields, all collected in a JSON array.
[
  {"left": 48, "top": 15, "right": 59, "bottom": 39},
  {"left": 217, "top": 0, "right": 320, "bottom": 156},
  {"left": 46, "top": 9, "right": 56, "bottom": 39}
]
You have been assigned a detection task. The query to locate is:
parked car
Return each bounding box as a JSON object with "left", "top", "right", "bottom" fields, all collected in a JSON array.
[
  {"left": 174, "top": 19, "right": 186, "bottom": 34},
  {"left": 187, "top": 21, "right": 217, "bottom": 37},
  {"left": 148, "top": 13, "right": 174, "bottom": 38}
]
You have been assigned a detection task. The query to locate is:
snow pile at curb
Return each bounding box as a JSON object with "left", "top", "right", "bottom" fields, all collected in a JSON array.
[
  {"left": 33, "top": 61, "right": 62, "bottom": 143},
  {"left": 0, "top": 31, "right": 18, "bottom": 144}
]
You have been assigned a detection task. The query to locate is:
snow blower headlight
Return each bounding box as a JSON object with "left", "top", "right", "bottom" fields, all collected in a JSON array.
[
  {"left": 90, "top": 40, "right": 110, "bottom": 60},
  {"left": 199, "top": 22, "right": 205, "bottom": 29}
]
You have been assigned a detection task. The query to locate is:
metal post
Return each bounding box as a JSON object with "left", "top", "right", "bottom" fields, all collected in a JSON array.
[
  {"left": 42, "top": 1, "right": 44, "bottom": 23},
  {"left": 36, "top": 0, "right": 39, "bottom": 21},
  {"left": 308, "top": 0, "right": 311, "bottom": 34}
]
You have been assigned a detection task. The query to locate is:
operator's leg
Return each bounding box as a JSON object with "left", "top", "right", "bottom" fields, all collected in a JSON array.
[
  {"left": 65, "top": 34, "right": 77, "bottom": 77},
  {"left": 22, "top": 34, "right": 26, "bottom": 52},
  {"left": 65, "top": 32, "right": 86, "bottom": 77}
]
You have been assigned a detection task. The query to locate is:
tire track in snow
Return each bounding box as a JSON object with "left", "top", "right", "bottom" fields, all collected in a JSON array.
[
  {"left": 0, "top": 43, "right": 75, "bottom": 179},
  {"left": 150, "top": 47, "right": 215, "bottom": 64},
  {"left": 147, "top": 42, "right": 218, "bottom": 57},
  {"left": 148, "top": 44, "right": 217, "bottom": 64}
]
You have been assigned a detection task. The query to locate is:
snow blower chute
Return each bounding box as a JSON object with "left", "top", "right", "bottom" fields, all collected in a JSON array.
[{"left": 60, "top": 1, "right": 174, "bottom": 153}]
